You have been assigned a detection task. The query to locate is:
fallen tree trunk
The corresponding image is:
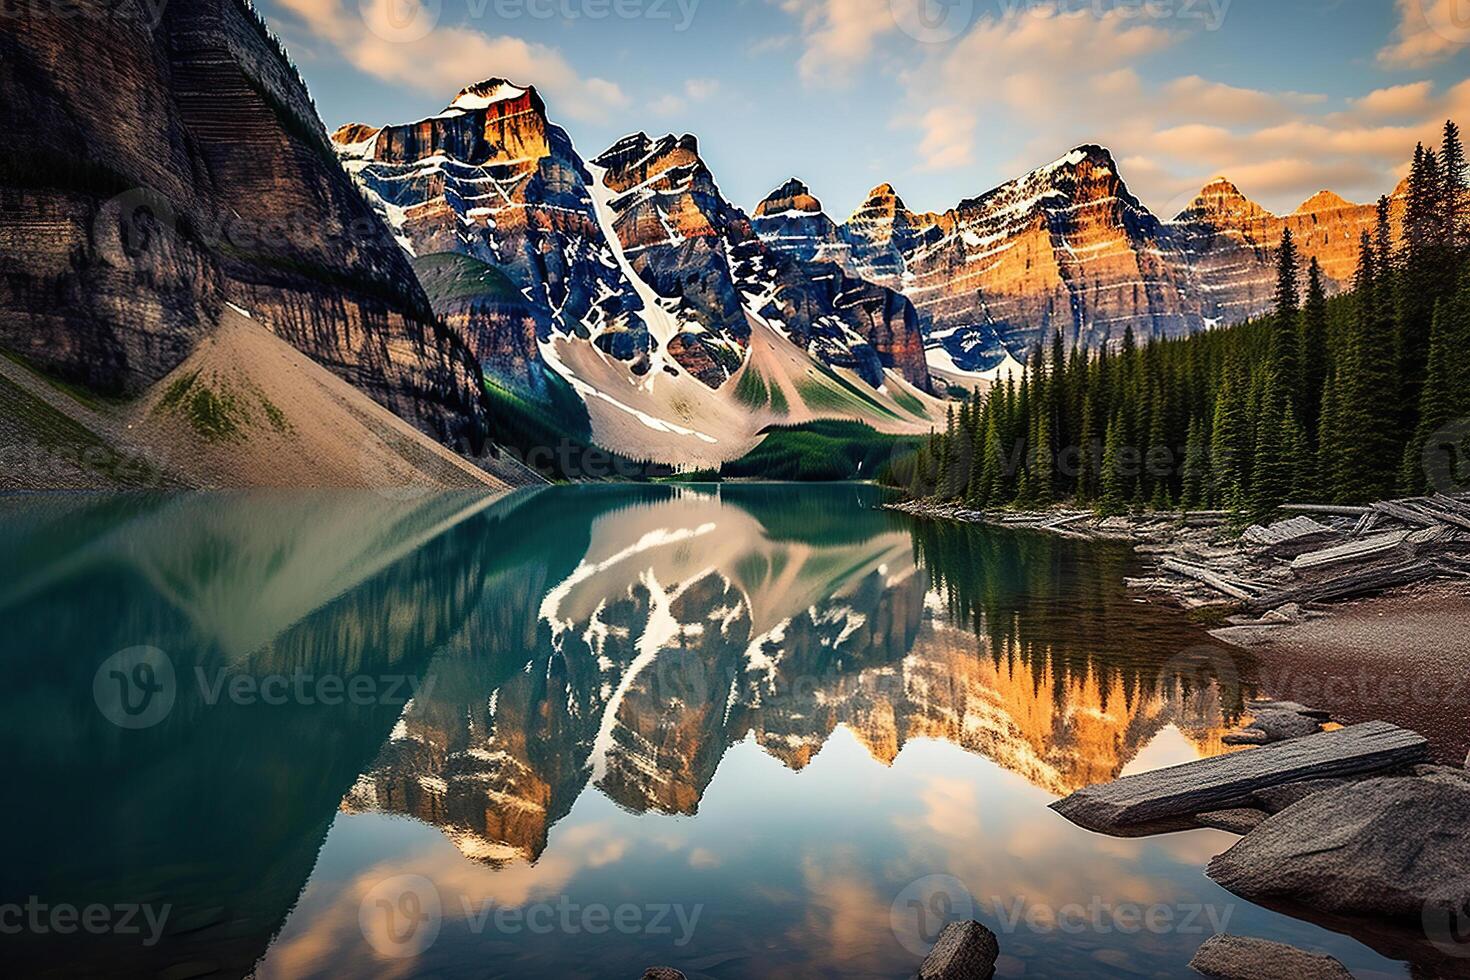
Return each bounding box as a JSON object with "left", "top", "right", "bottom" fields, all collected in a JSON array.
[
  {"left": 1247, "top": 558, "right": 1443, "bottom": 610},
  {"left": 1051, "top": 722, "right": 1429, "bottom": 834},
  {"left": 1290, "top": 530, "right": 1411, "bottom": 572},
  {"left": 1160, "top": 558, "right": 1260, "bottom": 601}
]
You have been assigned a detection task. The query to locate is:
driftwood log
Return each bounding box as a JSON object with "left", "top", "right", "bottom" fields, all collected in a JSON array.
[{"left": 1050, "top": 722, "right": 1429, "bottom": 834}]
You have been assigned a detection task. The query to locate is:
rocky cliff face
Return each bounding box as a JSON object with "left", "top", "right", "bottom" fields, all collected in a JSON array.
[
  {"left": 588, "top": 138, "right": 932, "bottom": 390},
  {"left": 828, "top": 149, "right": 1404, "bottom": 369},
  {"left": 335, "top": 79, "right": 652, "bottom": 390},
  {"left": 751, "top": 178, "right": 853, "bottom": 268},
  {"left": 842, "top": 147, "right": 1203, "bottom": 370},
  {"left": 1170, "top": 177, "right": 1406, "bottom": 325},
  {"left": 0, "top": 0, "right": 491, "bottom": 450}
]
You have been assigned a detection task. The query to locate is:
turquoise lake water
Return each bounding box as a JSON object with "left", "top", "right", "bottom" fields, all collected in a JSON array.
[{"left": 0, "top": 485, "right": 1442, "bottom": 978}]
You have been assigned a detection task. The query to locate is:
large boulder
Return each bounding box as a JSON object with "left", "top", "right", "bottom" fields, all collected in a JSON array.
[
  {"left": 1207, "top": 776, "right": 1470, "bottom": 922},
  {"left": 916, "top": 920, "right": 1000, "bottom": 979},
  {"left": 1188, "top": 934, "right": 1353, "bottom": 979},
  {"left": 1195, "top": 808, "right": 1268, "bottom": 834},
  {"left": 1251, "top": 778, "right": 1352, "bottom": 814}
]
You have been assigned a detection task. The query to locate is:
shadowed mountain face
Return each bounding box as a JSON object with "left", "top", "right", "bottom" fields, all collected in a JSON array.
[{"left": 0, "top": 0, "right": 491, "bottom": 450}]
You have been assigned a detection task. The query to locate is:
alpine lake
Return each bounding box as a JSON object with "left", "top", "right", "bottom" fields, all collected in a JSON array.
[{"left": 1, "top": 484, "right": 1451, "bottom": 978}]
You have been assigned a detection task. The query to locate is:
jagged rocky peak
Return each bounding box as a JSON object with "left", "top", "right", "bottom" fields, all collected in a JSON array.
[
  {"left": 982, "top": 143, "right": 1141, "bottom": 214},
  {"left": 755, "top": 178, "right": 824, "bottom": 217},
  {"left": 331, "top": 122, "right": 380, "bottom": 146},
  {"left": 1295, "top": 189, "right": 1355, "bottom": 214},
  {"left": 449, "top": 77, "right": 535, "bottom": 111},
  {"left": 334, "top": 77, "right": 653, "bottom": 387},
  {"left": 362, "top": 76, "right": 557, "bottom": 168},
  {"left": 1175, "top": 177, "right": 1269, "bottom": 223},
  {"left": 593, "top": 132, "right": 705, "bottom": 192}
]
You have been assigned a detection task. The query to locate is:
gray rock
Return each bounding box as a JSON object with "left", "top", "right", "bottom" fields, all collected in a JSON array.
[
  {"left": 1224, "top": 706, "right": 1325, "bottom": 745},
  {"left": 1195, "top": 808, "right": 1269, "bottom": 834},
  {"left": 641, "top": 970, "right": 686, "bottom": 980},
  {"left": 1247, "top": 700, "right": 1332, "bottom": 720},
  {"left": 1207, "top": 776, "right": 1470, "bottom": 922},
  {"left": 1410, "top": 764, "right": 1470, "bottom": 788},
  {"left": 1188, "top": 934, "right": 1353, "bottom": 979},
  {"left": 1261, "top": 603, "right": 1308, "bottom": 623},
  {"left": 917, "top": 920, "right": 1000, "bottom": 980},
  {"left": 1252, "top": 778, "right": 1351, "bottom": 814}
]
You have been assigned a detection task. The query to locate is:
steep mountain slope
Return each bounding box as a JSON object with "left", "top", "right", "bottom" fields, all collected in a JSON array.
[
  {"left": 0, "top": 308, "right": 521, "bottom": 492},
  {"left": 1170, "top": 177, "right": 1406, "bottom": 324},
  {"left": 831, "top": 148, "right": 1406, "bottom": 371},
  {"left": 0, "top": 0, "right": 495, "bottom": 457},
  {"left": 334, "top": 86, "right": 940, "bottom": 467},
  {"left": 591, "top": 133, "right": 932, "bottom": 392},
  {"left": 336, "top": 79, "right": 651, "bottom": 395}
]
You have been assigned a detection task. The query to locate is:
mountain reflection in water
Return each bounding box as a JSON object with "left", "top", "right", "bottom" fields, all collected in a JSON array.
[{"left": 1, "top": 486, "right": 1407, "bottom": 979}]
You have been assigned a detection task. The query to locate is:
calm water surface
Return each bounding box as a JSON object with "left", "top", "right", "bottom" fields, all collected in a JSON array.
[{"left": 0, "top": 485, "right": 1438, "bottom": 978}]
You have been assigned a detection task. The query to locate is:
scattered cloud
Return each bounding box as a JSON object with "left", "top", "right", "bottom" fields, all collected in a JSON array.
[
  {"left": 778, "top": 0, "right": 896, "bottom": 86},
  {"left": 1352, "top": 81, "right": 1437, "bottom": 119},
  {"left": 747, "top": 32, "right": 797, "bottom": 56},
  {"left": 272, "top": 0, "right": 627, "bottom": 119},
  {"left": 649, "top": 77, "right": 723, "bottom": 116},
  {"left": 1378, "top": 0, "right": 1470, "bottom": 68},
  {"left": 912, "top": 106, "right": 976, "bottom": 172},
  {"left": 891, "top": 5, "right": 1470, "bottom": 212}
]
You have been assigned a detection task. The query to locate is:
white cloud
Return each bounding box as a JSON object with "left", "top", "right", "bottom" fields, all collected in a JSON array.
[
  {"left": 1378, "top": 0, "right": 1470, "bottom": 68},
  {"left": 778, "top": 0, "right": 897, "bottom": 86},
  {"left": 891, "top": 5, "right": 1469, "bottom": 212},
  {"left": 896, "top": 7, "right": 1176, "bottom": 173},
  {"left": 1352, "top": 81, "right": 1437, "bottom": 119},
  {"left": 648, "top": 78, "right": 723, "bottom": 117},
  {"left": 273, "top": 0, "right": 627, "bottom": 120}
]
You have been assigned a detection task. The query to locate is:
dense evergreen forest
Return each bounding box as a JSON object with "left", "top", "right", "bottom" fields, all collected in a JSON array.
[{"left": 892, "top": 121, "right": 1470, "bottom": 522}]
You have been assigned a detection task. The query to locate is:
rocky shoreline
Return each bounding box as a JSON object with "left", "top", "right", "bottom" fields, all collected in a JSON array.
[
  {"left": 886, "top": 496, "right": 1470, "bottom": 639},
  {"left": 894, "top": 496, "right": 1470, "bottom": 976}
]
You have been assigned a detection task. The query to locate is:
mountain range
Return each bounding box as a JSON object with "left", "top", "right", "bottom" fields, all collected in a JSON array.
[
  {"left": 0, "top": 6, "right": 1410, "bottom": 481},
  {"left": 333, "top": 78, "right": 1406, "bottom": 468}
]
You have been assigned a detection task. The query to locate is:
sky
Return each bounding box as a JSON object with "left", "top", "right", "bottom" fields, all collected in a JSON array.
[{"left": 260, "top": 0, "right": 1470, "bottom": 219}]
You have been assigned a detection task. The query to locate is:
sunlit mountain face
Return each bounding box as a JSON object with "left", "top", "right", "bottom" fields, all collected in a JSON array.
[{"left": 0, "top": 488, "right": 1413, "bottom": 978}]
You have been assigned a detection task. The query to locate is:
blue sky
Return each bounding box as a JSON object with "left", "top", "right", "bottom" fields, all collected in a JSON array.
[{"left": 262, "top": 0, "right": 1470, "bottom": 218}]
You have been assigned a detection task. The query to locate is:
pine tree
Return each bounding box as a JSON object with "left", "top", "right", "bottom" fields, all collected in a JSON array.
[
  {"left": 1099, "top": 413, "right": 1127, "bottom": 517},
  {"left": 1404, "top": 290, "right": 1469, "bottom": 492},
  {"left": 1272, "top": 230, "right": 1302, "bottom": 417},
  {"left": 1250, "top": 381, "right": 1292, "bottom": 522},
  {"left": 1446, "top": 120, "right": 1468, "bottom": 251},
  {"left": 1210, "top": 362, "right": 1250, "bottom": 506},
  {"left": 1299, "top": 257, "right": 1329, "bottom": 439},
  {"left": 1181, "top": 415, "right": 1211, "bottom": 509}
]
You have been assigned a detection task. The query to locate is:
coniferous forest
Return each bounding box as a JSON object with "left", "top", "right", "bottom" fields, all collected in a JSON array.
[{"left": 892, "top": 122, "right": 1470, "bottom": 523}]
